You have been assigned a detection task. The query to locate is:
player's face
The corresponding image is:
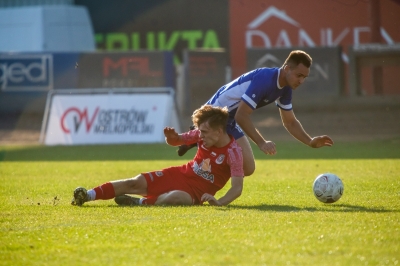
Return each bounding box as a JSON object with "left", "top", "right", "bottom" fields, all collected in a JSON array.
[
  {"left": 198, "top": 121, "right": 221, "bottom": 148},
  {"left": 284, "top": 63, "right": 310, "bottom": 90}
]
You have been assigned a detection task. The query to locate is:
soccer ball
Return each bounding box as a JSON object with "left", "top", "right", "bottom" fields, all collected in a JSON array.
[{"left": 313, "top": 173, "right": 344, "bottom": 203}]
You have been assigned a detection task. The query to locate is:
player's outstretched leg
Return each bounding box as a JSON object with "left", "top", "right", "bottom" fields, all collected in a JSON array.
[
  {"left": 71, "top": 187, "right": 89, "bottom": 206},
  {"left": 177, "top": 125, "right": 197, "bottom": 156},
  {"left": 114, "top": 195, "right": 141, "bottom": 206}
]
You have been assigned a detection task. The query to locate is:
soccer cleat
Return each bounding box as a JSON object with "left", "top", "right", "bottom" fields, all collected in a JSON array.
[
  {"left": 114, "top": 195, "right": 140, "bottom": 206},
  {"left": 177, "top": 143, "right": 197, "bottom": 156},
  {"left": 71, "top": 187, "right": 89, "bottom": 206}
]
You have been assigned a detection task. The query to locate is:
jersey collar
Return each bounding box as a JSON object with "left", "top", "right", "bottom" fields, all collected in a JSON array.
[{"left": 277, "top": 68, "right": 284, "bottom": 89}]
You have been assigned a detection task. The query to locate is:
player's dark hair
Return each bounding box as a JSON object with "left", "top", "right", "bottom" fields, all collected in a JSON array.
[
  {"left": 192, "top": 105, "right": 229, "bottom": 132},
  {"left": 283, "top": 50, "right": 312, "bottom": 68}
]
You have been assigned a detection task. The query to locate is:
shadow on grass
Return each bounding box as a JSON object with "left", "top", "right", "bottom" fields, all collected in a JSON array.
[
  {"left": 1, "top": 138, "right": 400, "bottom": 161},
  {"left": 226, "top": 204, "right": 397, "bottom": 213},
  {"left": 72, "top": 203, "right": 397, "bottom": 213}
]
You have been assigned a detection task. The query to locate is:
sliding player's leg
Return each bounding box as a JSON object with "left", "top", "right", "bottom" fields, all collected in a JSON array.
[
  {"left": 154, "top": 190, "right": 193, "bottom": 205},
  {"left": 72, "top": 174, "right": 147, "bottom": 206},
  {"left": 115, "top": 190, "right": 193, "bottom": 206}
]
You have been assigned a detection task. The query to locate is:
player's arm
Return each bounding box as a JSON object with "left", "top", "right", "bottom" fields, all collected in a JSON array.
[
  {"left": 201, "top": 176, "right": 243, "bottom": 206},
  {"left": 235, "top": 101, "right": 277, "bottom": 155},
  {"left": 279, "top": 109, "right": 334, "bottom": 148}
]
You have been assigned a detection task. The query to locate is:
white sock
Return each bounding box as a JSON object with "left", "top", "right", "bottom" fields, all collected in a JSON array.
[
  {"left": 87, "top": 189, "right": 96, "bottom": 201},
  {"left": 139, "top": 198, "right": 146, "bottom": 205}
]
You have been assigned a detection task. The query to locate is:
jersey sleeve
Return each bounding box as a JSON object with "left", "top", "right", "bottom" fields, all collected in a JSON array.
[
  {"left": 227, "top": 144, "right": 244, "bottom": 177},
  {"left": 181, "top": 129, "right": 201, "bottom": 145},
  {"left": 275, "top": 88, "right": 293, "bottom": 110},
  {"left": 240, "top": 71, "right": 268, "bottom": 110}
]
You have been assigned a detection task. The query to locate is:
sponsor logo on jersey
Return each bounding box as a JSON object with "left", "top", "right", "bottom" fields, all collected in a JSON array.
[
  {"left": 192, "top": 158, "right": 214, "bottom": 183},
  {"left": 155, "top": 171, "right": 163, "bottom": 177},
  {"left": 216, "top": 154, "right": 225, "bottom": 164}
]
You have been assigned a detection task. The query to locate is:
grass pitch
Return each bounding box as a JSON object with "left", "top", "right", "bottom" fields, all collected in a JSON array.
[{"left": 0, "top": 139, "right": 399, "bottom": 266}]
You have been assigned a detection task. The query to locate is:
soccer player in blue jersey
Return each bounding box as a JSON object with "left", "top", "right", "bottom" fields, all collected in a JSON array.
[{"left": 178, "top": 50, "right": 334, "bottom": 176}]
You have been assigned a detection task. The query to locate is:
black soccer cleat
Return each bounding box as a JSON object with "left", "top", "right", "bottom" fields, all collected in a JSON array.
[
  {"left": 114, "top": 195, "right": 141, "bottom": 206},
  {"left": 71, "top": 187, "right": 89, "bottom": 206},
  {"left": 177, "top": 143, "right": 197, "bottom": 156}
]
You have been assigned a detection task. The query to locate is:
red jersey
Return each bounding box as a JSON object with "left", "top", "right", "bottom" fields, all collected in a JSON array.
[{"left": 180, "top": 129, "right": 244, "bottom": 198}]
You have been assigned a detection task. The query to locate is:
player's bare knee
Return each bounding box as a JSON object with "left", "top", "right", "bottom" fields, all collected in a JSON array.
[
  {"left": 158, "top": 191, "right": 192, "bottom": 205},
  {"left": 124, "top": 179, "right": 137, "bottom": 189},
  {"left": 243, "top": 161, "right": 256, "bottom": 176},
  {"left": 122, "top": 174, "right": 146, "bottom": 191},
  {"left": 244, "top": 167, "right": 255, "bottom": 177}
]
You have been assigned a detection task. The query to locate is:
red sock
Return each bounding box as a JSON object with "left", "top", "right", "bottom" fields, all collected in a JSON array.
[{"left": 93, "top": 182, "right": 115, "bottom": 200}]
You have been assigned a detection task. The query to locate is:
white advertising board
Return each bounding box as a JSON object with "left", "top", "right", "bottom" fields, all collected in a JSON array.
[{"left": 43, "top": 93, "right": 180, "bottom": 145}]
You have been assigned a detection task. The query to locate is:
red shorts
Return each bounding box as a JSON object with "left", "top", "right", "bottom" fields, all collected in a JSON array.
[{"left": 142, "top": 166, "right": 202, "bottom": 205}]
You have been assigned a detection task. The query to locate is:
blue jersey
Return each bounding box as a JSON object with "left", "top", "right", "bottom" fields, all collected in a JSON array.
[{"left": 206, "top": 68, "right": 293, "bottom": 118}]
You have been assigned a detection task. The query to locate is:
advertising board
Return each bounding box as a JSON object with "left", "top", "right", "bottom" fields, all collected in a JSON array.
[
  {"left": 76, "top": 51, "right": 175, "bottom": 88},
  {"left": 230, "top": 1, "right": 400, "bottom": 76},
  {"left": 42, "top": 89, "right": 180, "bottom": 145},
  {"left": 0, "top": 51, "right": 175, "bottom": 113},
  {"left": 75, "top": 0, "right": 229, "bottom": 64},
  {"left": 229, "top": 0, "right": 400, "bottom": 94},
  {"left": 0, "top": 54, "right": 53, "bottom": 91},
  {"left": 0, "top": 51, "right": 174, "bottom": 91}
]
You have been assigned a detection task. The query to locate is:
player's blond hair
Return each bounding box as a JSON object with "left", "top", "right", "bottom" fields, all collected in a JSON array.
[
  {"left": 283, "top": 50, "right": 312, "bottom": 68},
  {"left": 192, "top": 105, "right": 229, "bottom": 132}
]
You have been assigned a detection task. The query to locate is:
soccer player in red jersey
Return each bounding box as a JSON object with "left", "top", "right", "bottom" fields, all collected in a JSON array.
[{"left": 71, "top": 105, "right": 244, "bottom": 207}]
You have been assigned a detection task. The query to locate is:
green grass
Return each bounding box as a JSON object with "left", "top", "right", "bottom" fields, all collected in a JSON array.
[{"left": 0, "top": 139, "right": 399, "bottom": 266}]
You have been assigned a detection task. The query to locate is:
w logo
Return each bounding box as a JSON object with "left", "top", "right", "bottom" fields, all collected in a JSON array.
[{"left": 60, "top": 107, "right": 99, "bottom": 134}]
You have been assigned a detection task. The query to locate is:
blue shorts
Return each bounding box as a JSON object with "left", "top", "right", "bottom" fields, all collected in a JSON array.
[{"left": 226, "top": 117, "right": 245, "bottom": 140}]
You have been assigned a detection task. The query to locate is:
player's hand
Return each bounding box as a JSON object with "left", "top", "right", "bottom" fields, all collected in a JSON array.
[
  {"left": 201, "top": 193, "right": 221, "bottom": 206},
  {"left": 164, "top": 127, "right": 179, "bottom": 141},
  {"left": 258, "top": 140, "right": 277, "bottom": 155},
  {"left": 309, "top": 135, "right": 334, "bottom": 148}
]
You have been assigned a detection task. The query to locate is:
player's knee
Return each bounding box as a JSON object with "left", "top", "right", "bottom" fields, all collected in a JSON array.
[
  {"left": 120, "top": 179, "right": 135, "bottom": 191},
  {"left": 157, "top": 191, "right": 192, "bottom": 205},
  {"left": 125, "top": 175, "right": 145, "bottom": 190},
  {"left": 243, "top": 162, "right": 256, "bottom": 176},
  {"left": 244, "top": 167, "right": 255, "bottom": 176}
]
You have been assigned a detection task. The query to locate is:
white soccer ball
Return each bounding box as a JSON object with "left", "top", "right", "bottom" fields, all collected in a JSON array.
[{"left": 313, "top": 173, "right": 344, "bottom": 203}]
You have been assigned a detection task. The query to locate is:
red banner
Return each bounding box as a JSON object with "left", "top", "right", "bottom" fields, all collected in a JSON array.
[{"left": 229, "top": 0, "right": 400, "bottom": 94}]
